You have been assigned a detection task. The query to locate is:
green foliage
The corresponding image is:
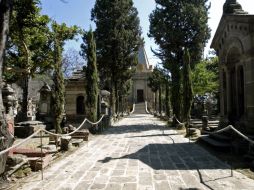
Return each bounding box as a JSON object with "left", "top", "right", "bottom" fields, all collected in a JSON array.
[
  {"left": 182, "top": 49, "right": 193, "bottom": 122},
  {"left": 149, "top": 0, "right": 210, "bottom": 120},
  {"left": 4, "top": 0, "right": 52, "bottom": 117},
  {"left": 81, "top": 28, "right": 99, "bottom": 122},
  {"left": 5, "top": 0, "right": 52, "bottom": 81},
  {"left": 91, "top": 0, "right": 142, "bottom": 114},
  {"left": 51, "top": 21, "right": 79, "bottom": 133},
  {"left": 192, "top": 57, "right": 219, "bottom": 95}
]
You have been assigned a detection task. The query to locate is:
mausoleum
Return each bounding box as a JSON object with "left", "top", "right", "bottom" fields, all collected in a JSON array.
[
  {"left": 211, "top": 0, "right": 254, "bottom": 132},
  {"left": 65, "top": 45, "right": 155, "bottom": 119}
]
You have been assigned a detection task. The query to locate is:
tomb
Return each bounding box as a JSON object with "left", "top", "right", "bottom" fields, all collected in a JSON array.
[{"left": 211, "top": 0, "right": 254, "bottom": 133}]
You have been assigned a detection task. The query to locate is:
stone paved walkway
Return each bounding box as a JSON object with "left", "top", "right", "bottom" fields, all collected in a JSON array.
[{"left": 19, "top": 114, "right": 254, "bottom": 190}]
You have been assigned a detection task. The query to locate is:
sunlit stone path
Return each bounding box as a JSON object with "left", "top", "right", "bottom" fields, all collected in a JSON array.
[{"left": 19, "top": 114, "right": 254, "bottom": 190}]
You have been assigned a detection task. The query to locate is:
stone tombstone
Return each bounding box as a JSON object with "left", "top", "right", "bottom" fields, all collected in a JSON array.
[
  {"left": 27, "top": 98, "right": 36, "bottom": 121},
  {"left": 38, "top": 83, "right": 52, "bottom": 116}
]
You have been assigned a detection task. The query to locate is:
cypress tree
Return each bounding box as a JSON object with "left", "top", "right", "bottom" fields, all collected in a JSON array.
[
  {"left": 149, "top": 0, "right": 210, "bottom": 121},
  {"left": 51, "top": 22, "right": 79, "bottom": 133},
  {"left": 81, "top": 28, "right": 99, "bottom": 122},
  {"left": 91, "top": 0, "right": 142, "bottom": 114},
  {"left": 182, "top": 49, "right": 193, "bottom": 123}
]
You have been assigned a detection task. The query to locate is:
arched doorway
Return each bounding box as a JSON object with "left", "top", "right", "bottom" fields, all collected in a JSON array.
[
  {"left": 76, "top": 96, "right": 85, "bottom": 114},
  {"left": 226, "top": 46, "right": 241, "bottom": 122}
]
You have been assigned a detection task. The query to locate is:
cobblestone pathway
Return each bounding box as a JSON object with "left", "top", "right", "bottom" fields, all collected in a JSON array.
[{"left": 19, "top": 114, "right": 254, "bottom": 190}]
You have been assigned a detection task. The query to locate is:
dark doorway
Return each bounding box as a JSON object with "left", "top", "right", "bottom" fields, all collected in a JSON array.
[
  {"left": 229, "top": 67, "right": 237, "bottom": 123},
  {"left": 230, "top": 68, "right": 236, "bottom": 114},
  {"left": 237, "top": 66, "right": 244, "bottom": 117},
  {"left": 223, "top": 71, "right": 227, "bottom": 115},
  {"left": 76, "top": 96, "right": 85, "bottom": 114},
  {"left": 137, "top": 89, "right": 144, "bottom": 103}
]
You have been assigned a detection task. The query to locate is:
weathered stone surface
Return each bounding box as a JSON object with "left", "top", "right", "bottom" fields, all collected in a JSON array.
[
  {"left": 28, "top": 154, "right": 53, "bottom": 171},
  {"left": 18, "top": 114, "right": 254, "bottom": 190},
  {"left": 41, "top": 145, "right": 57, "bottom": 153}
]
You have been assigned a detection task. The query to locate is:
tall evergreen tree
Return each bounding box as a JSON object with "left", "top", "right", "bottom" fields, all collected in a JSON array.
[
  {"left": 182, "top": 49, "right": 193, "bottom": 122},
  {"left": 91, "top": 0, "right": 142, "bottom": 114},
  {"left": 149, "top": 0, "right": 210, "bottom": 121},
  {"left": 51, "top": 22, "right": 79, "bottom": 133},
  {"left": 81, "top": 28, "right": 99, "bottom": 122}
]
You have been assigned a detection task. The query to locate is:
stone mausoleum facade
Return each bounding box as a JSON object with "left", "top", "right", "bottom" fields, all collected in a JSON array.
[
  {"left": 129, "top": 46, "right": 154, "bottom": 104},
  {"left": 211, "top": 0, "right": 254, "bottom": 133},
  {"left": 65, "top": 45, "right": 154, "bottom": 120}
]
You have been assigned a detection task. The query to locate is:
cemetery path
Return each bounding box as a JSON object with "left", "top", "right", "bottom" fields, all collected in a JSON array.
[{"left": 19, "top": 114, "right": 254, "bottom": 190}]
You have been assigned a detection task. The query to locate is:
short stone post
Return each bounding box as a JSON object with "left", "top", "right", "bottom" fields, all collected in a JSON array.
[
  {"left": 60, "top": 136, "right": 72, "bottom": 151},
  {"left": 202, "top": 116, "right": 209, "bottom": 131}
]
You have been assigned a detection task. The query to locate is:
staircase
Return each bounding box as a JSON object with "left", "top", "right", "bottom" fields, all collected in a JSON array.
[
  {"left": 190, "top": 118, "right": 219, "bottom": 131},
  {"left": 133, "top": 102, "right": 147, "bottom": 114}
]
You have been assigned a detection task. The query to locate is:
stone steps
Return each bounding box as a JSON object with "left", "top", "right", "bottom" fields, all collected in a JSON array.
[{"left": 134, "top": 103, "right": 146, "bottom": 114}]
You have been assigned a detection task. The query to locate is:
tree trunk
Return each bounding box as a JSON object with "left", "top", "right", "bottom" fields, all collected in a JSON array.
[
  {"left": 20, "top": 40, "right": 30, "bottom": 121},
  {"left": 110, "top": 82, "right": 116, "bottom": 115},
  {"left": 183, "top": 49, "right": 193, "bottom": 123},
  {"left": 159, "top": 85, "right": 162, "bottom": 115},
  {"left": 154, "top": 91, "right": 157, "bottom": 112},
  {"left": 21, "top": 76, "right": 28, "bottom": 120},
  {"left": 165, "top": 83, "right": 170, "bottom": 117},
  {"left": 114, "top": 82, "right": 119, "bottom": 115},
  {"left": 0, "top": 0, "right": 14, "bottom": 176},
  {"left": 171, "top": 62, "right": 181, "bottom": 122}
]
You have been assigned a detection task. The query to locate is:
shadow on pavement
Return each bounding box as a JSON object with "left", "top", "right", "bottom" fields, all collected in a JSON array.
[
  {"left": 98, "top": 143, "right": 229, "bottom": 170},
  {"left": 98, "top": 143, "right": 232, "bottom": 190}
]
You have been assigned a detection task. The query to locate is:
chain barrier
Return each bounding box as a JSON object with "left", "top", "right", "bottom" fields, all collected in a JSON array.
[
  {"left": 145, "top": 101, "right": 150, "bottom": 114},
  {"left": 0, "top": 130, "right": 41, "bottom": 156},
  {"left": 0, "top": 115, "right": 105, "bottom": 156},
  {"left": 172, "top": 115, "right": 254, "bottom": 145},
  {"left": 204, "top": 125, "right": 254, "bottom": 145},
  {"left": 130, "top": 104, "right": 135, "bottom": 114},
  {"left": 173, "top": 115, "right": 184, "bottom": 125}
]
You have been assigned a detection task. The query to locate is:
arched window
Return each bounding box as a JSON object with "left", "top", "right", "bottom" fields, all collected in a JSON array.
[{"left": 76, "top": 96, "right": 85, "bottom": 114}]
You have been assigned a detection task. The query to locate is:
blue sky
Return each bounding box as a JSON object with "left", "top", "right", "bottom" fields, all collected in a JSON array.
[{"left": 41, "top": 0, "right": 253, "bottom": 66}]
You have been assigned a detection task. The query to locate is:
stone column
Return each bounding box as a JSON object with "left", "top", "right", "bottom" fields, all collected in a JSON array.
[{"left": 219, "top": 67, "right": 225, "bottom": 117}]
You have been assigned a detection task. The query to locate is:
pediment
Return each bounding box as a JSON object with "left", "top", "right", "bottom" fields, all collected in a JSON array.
[{"left": 211, "top": 15, "right": 253, "bottom": 54}]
